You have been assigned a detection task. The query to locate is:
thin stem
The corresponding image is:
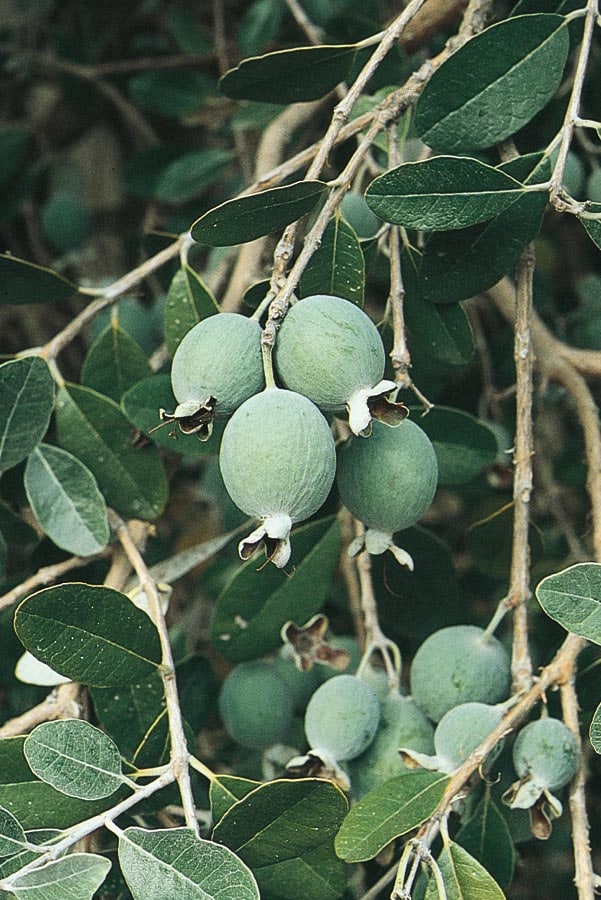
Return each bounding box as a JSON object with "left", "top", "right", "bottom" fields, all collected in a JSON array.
[
  {"left": 354, "top": 537, "right": 402, "bottom": 690},
  {"left": 0, "top": 551, "right": 110, "bottom": 613}
]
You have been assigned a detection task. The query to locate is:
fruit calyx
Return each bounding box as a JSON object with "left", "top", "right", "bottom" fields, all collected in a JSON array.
[
  {"left": 348, "top": 380, "right": 408, "bottom": 436},
  {"left": 159, "top": 395, "right": 217, "bottom": 441},
  {"left": 348, "top": 528, "right": 415, "bottom": 570},
  {"left": 238, "top": 513, "right": 293, "bottom": 569}
]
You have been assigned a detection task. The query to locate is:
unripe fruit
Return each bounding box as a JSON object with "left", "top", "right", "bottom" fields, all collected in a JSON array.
[
  {"left": 274, "top": 294, "right": 401, "bottom": 435},
  {"left": 219, "top": 388, "right": 336, "bottom": 567},
  {"left": 273, "top": 653, "right": 323, "bottom": 712},
  {"left": 586, "top": 168, "right": 601, "bottom": 204},
  {"left": 165, "top": 313, "right": 264, "bottom": 440},
  {"left": 410, "top": 625, "right": 511, "bottom": 722},
  {"left": 512, "top": 718, "right": 579, "bottom": 792},
  {"left": 304, "top": 674, "right": 380, "bottom": 761},
  {"left": 434, "top": 702, "right": 503, "bottom": 772},
  {"left": 341, "top": 192, "right": 383, "bottom": 239},
  {"left": 218, "top": 660, "right": 294, "bottom": 749}
]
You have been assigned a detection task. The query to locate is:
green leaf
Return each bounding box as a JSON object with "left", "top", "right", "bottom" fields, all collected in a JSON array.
[
  {"left": 0, "top": 126, "right": 30, "bottom": 192},
  {"left": 14, "top": 583, "right": 162, "bottom": 687},
  {"left": 210, "top": 775, "right": 261, "bottom": 824},
  {"left": 0, "top": 807, "right": 27, "bottom": 857},
  {"left": 212, "top": 517, "right": 340, "bottom": 661},
  {"left": 24, "top": 720, "right": 124, "bottom": 800},
  {"left": 0, "top": 254, "right": 76, "bottom": 305},
  {"left": 219, "top": 44, "right": 357, "bottom": 103},
  {"left": 0, "top": 532, "right": 6, "bottom": 582},
  {"left": 119, "top": 827, "right": 260, "bottom": 900},
  {"left": 24, "top": 444, "right": 109, "bottom": 556},
  {"left": 298, "top": 216, "right": 365, "bottom": 306},
  {"left": 334, "top": 770, "right": 449, "bottom": 862},
  {"left": 127, "top": 70, "right": 213, "bottom": 117},
  {"left": 212, "top": 779, "right": 348, "bottom": 879},
  {"left": 256, "top": 844, "right": 347, "bottom": 900},
  {"left": 0, "top": 357, "right": 54, "bottom": 474},
  {"left": 238, "top": 0, "right": 286, "bottom": 57},
  {"left": 456, "top": 792, "right": 515, "bottom": 890},
  {"left": 91, "top": 671, "right": 167, "bottom": 767},
  {"left": 416, "top": 407, "right": 498, "bottom": 485},
  {"left": 164, "top": 265, "right": 220, "bottom": 357},
  {"left": 81, "top": 322, "right": 151, "bottom": 402},
  {"left": 55, "top": 384, "right": 168, "bottom": 521},
  {"left": 466, "top": 504, "right": 544, "bottom": 579},
  {"left": 365, "top": 157, "right": 526, "bottom": 232},
  {"left": 589, "top": 702, "right": 601, "bottom": 754},
  {"left": 414, "top": 14, "right": 569, "bottom": 152},
  {"left": 191, "top": 180, "right": 327, "bottom": 246},
  {"left": 535, "top": 562, "right": 601, "bottom": 644},
  {"left": 9, "top": 853, "right": 111, "bottom": 900},
  {"left": 424, "top": 841, "right": 506, "bottom": 900},
  {"left": 154, "top": 149, "right": 234, "bottom": 204},
  {"left": 581, "top": 216, "right": 601, "bottom": 252},
  {"left": 0, "top": 499, "right": 38, "bottom": 549}
]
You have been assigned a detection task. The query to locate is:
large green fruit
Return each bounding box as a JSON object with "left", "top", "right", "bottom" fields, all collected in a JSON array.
[
  {"left": 167, "top": 313, "right": 264, "bottom": 439},
  {"left": 218, "top": 660, "right": 294, "bottom": 749},
  {"left": 341, "top": 192, "right": 383, "bottom": 239},
  {"left": 434, "top": 702, "right": 503, "bottom": 772},
  {"left": 410, "top": 625, "right": 511, "bottom": 722},
  {"left": 274, "top": 294, "right": 397, "bottom": 435},
  {"left": 337, "top": 418, "right": 438, "bottom": 538},
  {"left": 219, "top": 387, "right": 336, "bottom": 567},
  {"left": 512, "top": 717, "right": 579, "bottom": 792},
  {"left": 304, "top": 674, "right": 380, "bottom": 762}
]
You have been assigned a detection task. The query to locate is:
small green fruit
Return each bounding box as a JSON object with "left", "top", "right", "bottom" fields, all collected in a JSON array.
[
  {"left": 410, "top": 625, "right": 511, "bottom": 722},
  {"left": 434, "top": 702, "right": 503, "bottom": 772},
  {"left": 218, "top": 660, "right": 294, "bottom": 749},
  {"left": 586, "top": 168, "right": 601, "bottom": 203},
  {"left": 166, "top": 313, "right": 264, "bottom": 439},
  {"left": 563, "top": 151, "right": 585, "bottom": 199},
  {"left": 512, "top": 717, "right": 579, "bottom": 792},
  {"left": 341, "top": 192, "right": 382, "bottom": 239},
  {"left": 304, "top": 674, "right": 380, "bottom": 761},
  {"left": 219, "top": 387, "right": 336, "bottom": 567},
  {"left": 273, "top": 653, "right": 323, "bottom": 712},
  {"left": 274, "top": 294, "right": 400, "bottom": 435}
]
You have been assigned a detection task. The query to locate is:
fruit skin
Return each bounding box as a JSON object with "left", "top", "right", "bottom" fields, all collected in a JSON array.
[
  {"left": 304, "top": 674, "right": 381, "bottom": 762},
  {"left": 337, "top": 419, "right": 438, "bottom": 535},
  {"left": 434, "top": 702, "right": 503, "bottom": 772},
  {"left": 348, "top": 693, "right": 435, "bottom": 797},
  {"left": 274, "top": 294, "right": 396, "bottom": 435},
  {"left": 410, "top": 625, "right": 511, "bottom": 723},
  {"left": 218, "top": 660, "right": 293, "bottom": 750},
  {"left": 170, "top": 313, "right": 264, "bottom": 420},
  {"left": 273, "top": 653, "right": 322, "bottom": 713},
  {"left": 512, "top": 718, "right": 579, "bottom": 791},
  {"left": 219, "top": 388, "right": 336, "bottom": 567},
  {"left": 341, "top": 192, "right": 383, "bottom": 239}
]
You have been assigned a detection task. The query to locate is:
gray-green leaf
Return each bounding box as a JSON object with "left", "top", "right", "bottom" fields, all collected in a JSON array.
[
  {"left": 0, "top": 357, "right": 54, "bottom": 474},
  {"left": 0, "top": 808, "right": 27, "bottom": 858},
  {"left": 456, "top": 792, "right": 515, "bottom": 890},
  {"left": 24, "top": 444, "right": 109, "bottom": 556},
  {"left": 0, "top": 254, "right": 76, "bottom": 305},
  {"left": 81, "top": 322, "right": 151, "bottom": 403},
  {"left": 24, "top": 720, "right": 124, "bottom": 800},
  {"left": 416, "top": 407, "right": 498, "bottom": 485},
  {"left": 424, "top": 841, "right": 506, "bottom": 900},
  {"left": 9, "top": 853, "right": 111, "bottom": 900},
  {"left": 536, "top": 562, "right": 601, "bottom": 644},
  {"left": 164, "top": 265, "right": 220, "bottom": 357},
  {"left": 589, "top": 702, "right": 601, "bottom": 754},
  {"left": 299, "top": 216, "right": 365, "bottom": 306}
]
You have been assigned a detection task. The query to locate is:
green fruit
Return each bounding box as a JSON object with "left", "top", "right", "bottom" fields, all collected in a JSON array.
[
  {"left": 274, "top": 294, "right": 395, "bottom": 435},
  {"left": 273, "top": 653, "right": 323, "bottom": 712},
  {"left": 563, "top": 151, "right": 585, "bottom": 199},
  {"left": 348, "top": 693, "right": 435, "bottom": 797},
  {"left": 218, "top": 660, "right": 293, "bottom": 749},
  {"left": 168, "top": 313, "right": 264, "bottom": 438},
  {"left": 341, "top": 192, "right": 382, "bottom": 239},
  {"left": 586, "top": 168, "right": 601, "bottom": 203},
  {"left": 219, "top": 388, "right": 336, "bottom": 567},
  {"left": 410, "top": 625, "right": 511, "bottom": 722},
  {"left": 337, "top": 419, "right": 438, "bottom": 536},
  {"left": 512, "top": 718, "right": 579, "bottom": 791},
  {"left": 434, "top": 702, "right": 503, "bottom": 772},
  {"left": 41, "top": 194, "right": 91, "bottom": 252},
  {"left": 304, "top": 674, "right": 380, "bottom": 761}
]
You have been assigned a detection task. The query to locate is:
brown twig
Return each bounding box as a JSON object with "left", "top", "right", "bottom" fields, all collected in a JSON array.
[
  {"left": 0, "top": 682, "right": 83, "bottom": 738},
  {"left": 0, "top": 551, "right": 110, "bottom": 613}
]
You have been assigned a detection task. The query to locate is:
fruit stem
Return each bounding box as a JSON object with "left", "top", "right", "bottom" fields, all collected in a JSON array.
[{"left": 261, "top": 338, "right": 277, "bottom": 389}]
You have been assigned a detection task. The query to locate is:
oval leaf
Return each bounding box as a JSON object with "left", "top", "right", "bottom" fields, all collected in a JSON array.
[
  {"left": 220, "top": 44, "right": 357, "bottom": 103},
  {"left": 9, "top": 853, "right": 111, "bottom": 900},
  {"left": 154, "top": 149, "right": 234, "bottom": 204},
  {"left": 127, "top": 70, "right": 213, "bottom": 117},
  {"left": 24, "top": 444, "right": 109, "bottom": 556},
  {"left": 24, "top": 720, "right": 124, "bottom": 800},
  {"left": 415, "top": 14, "right": 569, "bottom": 152},
  {"left": 424, "top": 841, "right": 506, "bottom": 900},
  {"left": 212, "top": 517, "right": 340, "bottom": 662},
  {"left": 164, "top": 265, "right": 220, "bottom": 356},
  {"left": 456, "top": 793, "right": 515, "bottom": 890},
  {"left": 81, "top": 322, "right": 151, "bottom": 403},
  {"left": 191, "top": 180, "right": 327, "bottom": 246},
  {"left": 55, "top": 383, "right": 168, "bottom": 521},
  {"left": 299, "top": 216, "right": 365, "bottom": 306},
  {"left": 119, "top": 827, "right": 260, "bottom": 900},
  {"left": 416, "top": 407, "right": 498, "bottom": 485},
  {"left": 0, "top": 807, "right": 27, "bottom": 857},
  {"left": 590, "top": 702, "right": 601, "bottom": 754},
  {"left": 365, "top": 157, "right": 526, "bottom": 232},
  {"left": 0, "top": 254, "right": 76, "bottom": 305},
  {"left": 14, "top": 583, "right": 162, "bottom": 687},
  {"left": 334, "top": 770, "right": 449, "bottom": 863},
  {"left": 536, "top": 562, "right": 601, "bottom": 644},
  {"left": 0, "top": 356, "right": 54, "bottom": 474}
]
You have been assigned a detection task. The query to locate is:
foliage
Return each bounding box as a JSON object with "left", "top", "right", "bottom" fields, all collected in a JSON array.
[{"left": 0, "top": 2, "right": 601, "bottom": 899}]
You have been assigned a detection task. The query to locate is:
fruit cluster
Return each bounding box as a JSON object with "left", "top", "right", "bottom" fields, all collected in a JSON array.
[{"left": 166, "top": 293, "right": 439, "bottom": 568}]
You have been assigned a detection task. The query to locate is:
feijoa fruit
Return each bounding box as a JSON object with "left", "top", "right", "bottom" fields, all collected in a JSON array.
[
  {"left": 218, "top": 660, "right": 293, "bottom": 749},
  {"left": 304, "top": 674, "right": 380, "bottom": 762}
]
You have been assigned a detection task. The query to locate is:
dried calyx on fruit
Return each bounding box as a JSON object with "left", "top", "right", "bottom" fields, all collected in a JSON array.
[
  {"left": 401, "top": 702, "right": 503, "bottom": 774},
  {"left": 162, "top": 313, "right": 264, "bottom": 440},
  {"left": 336, "top": 419, "right": 438, "bottom": 568},
  {"left": 274, "top": 294, "right": 407, "bottom": 436},
  {"left": 218, "top": 387, "right": 336, "bottom": 568}
]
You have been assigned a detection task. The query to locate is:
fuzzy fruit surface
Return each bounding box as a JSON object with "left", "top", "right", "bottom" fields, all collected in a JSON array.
[
  {"left": 337, "top": 419, "right": 438, "bottom": 534},
  {"left": 341, "top": 192, "right": 383, "bottom": 239},
  {"left": 273, "top": 654, "right": 322, "bottom": 713},
  {"left": 304, "top": 674, "right": 380, "bottom": 761},
  {"left": 434, "top": 702, "right": 503, "bottom": 771},
  {"left": 410, "top": 625, "right": 511, "bottom": 723},
  {"left": 348, "top": 693, "right": 435, "bottom": 798},
  {"left": 512, "top": 717, "right": 579, "bottom": 790},
  {"left": 274, "top": 294, "right": 386, "bottom": 412},
  {"left": 171, "top": 313, "right": 264, "bottom": 417},
  {"left": 219, "top": 388, "right": 336, "bottom": 522},
  {"left": 218, "top": 660, "right": 293, "bottom": 749}
]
